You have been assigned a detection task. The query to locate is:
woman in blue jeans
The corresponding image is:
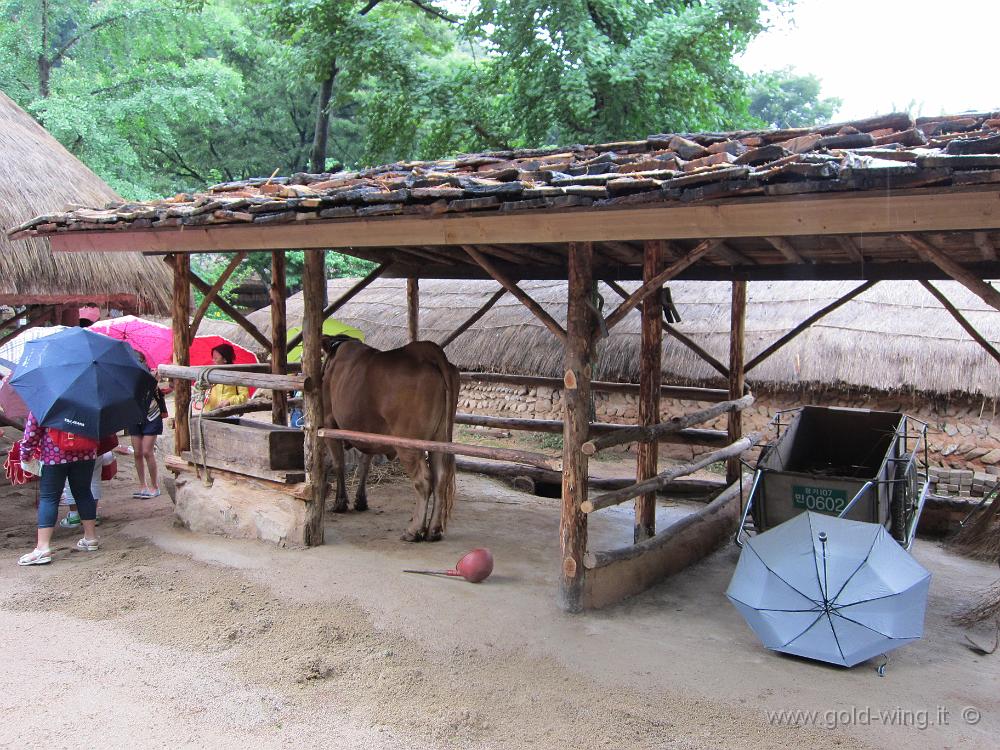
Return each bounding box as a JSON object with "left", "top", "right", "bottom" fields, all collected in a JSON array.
[{"left": 17, "top": 411, "right": 99, "bottom": 565}]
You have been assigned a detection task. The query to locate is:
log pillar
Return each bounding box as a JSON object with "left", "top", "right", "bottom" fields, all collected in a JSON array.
[
  {"left": 171, "top": 254, "right": 192, "bottom": 455},
  {"left": 59, "top": 305, "right": 80, "bottom": 326},
  {"left": 270, "top": 251, "right": 289, "bottom": 426},
  {"left": 636, "top": 240, "right": 663, "bottom": 542},
  {"left": 560, "top": 241, "right": 593, "bottom": 612},
  {"left": 407, "top": 277, "right": 419, "bottom": 341},
  {"left": 727, "top": 280, "right": 747, "bottom": 483},
  {"left": 302, "top": 249, "right": 327, "bottom": 546}
]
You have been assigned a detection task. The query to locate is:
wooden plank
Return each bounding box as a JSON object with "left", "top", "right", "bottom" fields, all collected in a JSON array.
[
  {"left": 45, "top": 189, "right": 1000, "bottom": 254},
  {"left": 462, "top": 245, "right": 567, "bottom": 342},
  {"left": 636, "top": 240, "right": 663, "bottom": 542},
  {"left": 899, "top": 234, "right": 1000, "bottom": 312},
  {"left": 744, "top": 280, "right": 879, "bottom": 372},
  {"left": 408, "top": 277, "right": 419, "bottom": 341},
  {"left": 920, "top": 281, "right": 1000, "bottom": 367},
  {"left": 581, "top": 432, "right": 761, "bottom": 513},
  {"left": 158, "top": 364, "right": 308, "bottom": 391},
  {"left": 170, "top": 254, "right": 192, "bottom": 455},
  {"left": 456, "top": 413, "right": 726, "bottom": 446},
  {"left": 302, "top": 249, "right": 326, "bottom": 546},
  {"left": 581, "top": 394, "right": 754, "bottom": 456},
  {"left": 190, "top": 251, "right": 246, "bottom": 335},
  {"left": 176, "top": 451, "right": 306, "bottom": 485},
  {"left": 836, "top": 235, "right": 865, "bottom": 263},
  {"left": 460, "top": 371, "right": 731, "bottom": 402},
  {"left": 188, "top": 418, "right": 303, "bottom": 475},
  {"left": 271, "top": 250, "right": 289, "bottom": 426},
  {"left": 317, "top": 428, "right": 561, "bottom": 472},
  {"left": 439, "top": 287, "right": 507, "bottom": 349},
  {"left": 727, "top": 281, "right": 747, "bottom": 483},
  {"left": 581, "top": 475, "right": 749, "bottom": 609},
  {"left": 560, "top": 240, "right": 593, "bottom": 613},
  {"left": 765, "top": 236, "right": 807, "bottom": 264},
  {"left": 603, "top": 239, "right": 720, "bottom": 331},
  {"left": 285, "top": 262, "right": 390, "bottom": 353}
]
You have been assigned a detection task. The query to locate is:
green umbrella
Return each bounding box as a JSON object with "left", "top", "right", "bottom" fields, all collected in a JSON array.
[{"left": 286, "top": 319, "right": 364, "bottom": 363}]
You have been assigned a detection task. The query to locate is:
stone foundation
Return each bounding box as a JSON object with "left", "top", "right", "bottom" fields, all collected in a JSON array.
[{"left": 459, "top": 382, "right": 1000, "bottom": 472}]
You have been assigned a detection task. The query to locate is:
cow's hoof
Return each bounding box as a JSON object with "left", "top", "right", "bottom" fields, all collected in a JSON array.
[
  {"left": 427, "top": 529, "right": 443, "bottom": 542},
  {"left": 354, "top": 500, "right": 368, "bottom": 512},
  {"left": 401, "top": 529, "right": 425, "bottom": 542},
  {"left": 330, "top": 501, "right": 349, "bottom": 514}
]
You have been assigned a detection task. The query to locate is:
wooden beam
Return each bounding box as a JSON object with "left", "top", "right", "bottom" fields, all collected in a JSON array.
[
  {"left": 727, "top": 281, "right": 747, "bottom": 484},
  {"left": 636, "top": 240, "right": 663, "bottom": 542},
  {"left": 286, "top": 262, "right": 390, "bottom": 353},
  {"left": 170, "top": 254, "right": 192, "bottom": 455},
  {"left": 460, "top": 371, "right": 731, "bottom": 402},
  {"left": 602, "top": 279, "right": 729, "bottom": 378},
  {"left": 765, "top": 236, "right": 807, "bottom": 264},
  {"left": 899, "top": 234, "right": 1000, "bottom": 312},
  {"left": 302, "top": 249, "right": 326, "bottom": 546},
  {"left": 407, "top": 277, "right": 419, "bottom": 341},
  {"left": 560, "top": 240, "right": 593, "bottom": 613},
  {"left": 599, "top": 241, "right": 644, "bottom": 264},
  {"left": 920, "top": 281, "right": 1000, "bottom": 367},
  {"left": 271, "top": 250, "right": 289, "bottom": 426},
  {"left": 190, "top": 251, "right": 246, "bottom": 336},
  {"left": 710, "top": 240, "right": 756, "bottom": 266},
  {"left": 744, "top": 280, "right": 879, "bottom": 372},
  {"left": 974, "top": 232, "right": 998, "bottom": 261},
  {"left": 185, "top": 268, "right": 272, "bottom": 352},
  {"left": 158, "top": 364, "right": 309, "bottom": 392},
  {"left": 462, "top": 245, "right": 567, "bottom": 342},
  {"left": 581, "top": 394, "right": 754, "bottom": 456},
  {"left": 582, "top": 432, "right": 762, "bottom": 514},
  {"left": 604, "top": 239, "right": 719, "bottom": 331},
  {"left": 318, "top": 428, "right": 560, "bottom": 472},
  {"left": 456, "top": 413, "right": 727, "bottom": 447},
  {"left": 439, "top": 287, "right": 507, "bottom": 349},
  {"left": 836, "top": 235, "right": 865, "bottom": 263},
  {"left": 43, "top": 189, "right": 1000, "bottom": 253}
]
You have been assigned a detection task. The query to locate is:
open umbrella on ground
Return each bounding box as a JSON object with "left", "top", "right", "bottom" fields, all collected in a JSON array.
[
  {"left": 726, "top": 511, "right": 931, "bottom": 667},
  {"left": 286, "top": 318, "right": 363, "bottom": 363},
  {"left": 90, "top": 315, "right": 256, "bottom": 368},
  {"left": 9, "top": 327, "right": 156, "bottom": 439}
]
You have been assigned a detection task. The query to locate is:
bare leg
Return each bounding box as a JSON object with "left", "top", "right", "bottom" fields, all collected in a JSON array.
[
  {"left": 141, "top": 435, "right": 159, "bottom": 491},
  {"left": 354, "top": 453, "right": 372, "bottom": 511},
  {"left": 131, "top": 434, "right": 146, "bottom": 490},
  {"left": 325, "top": 439, "right": 349, "bottom": 513},
  {"left": 36, "top": 527, "right": 54, "bottom": 551},
  {"left": 399, "top": 449, "right": 434, "bottom": 542}
]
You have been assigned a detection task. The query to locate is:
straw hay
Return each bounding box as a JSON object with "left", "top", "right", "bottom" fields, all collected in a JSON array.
[
  {"left": 220, "top": 277, "right": 1000, "bottom": 399},
  {"left": 0, "top": 91, "right": 170, "bottom": 312}
]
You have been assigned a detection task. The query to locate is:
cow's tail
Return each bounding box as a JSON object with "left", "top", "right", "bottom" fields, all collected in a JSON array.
[{"left": 430, "top": 351, "right": 459, "bottom": 530}]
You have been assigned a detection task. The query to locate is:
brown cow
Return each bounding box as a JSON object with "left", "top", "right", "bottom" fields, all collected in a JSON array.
[{"left": 320, "top": 336, "right": 460, "bottom": 541}]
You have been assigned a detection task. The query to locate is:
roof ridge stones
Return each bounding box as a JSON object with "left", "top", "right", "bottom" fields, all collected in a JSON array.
[{"left": 10, "top": 111, "right": 1000, "bottom": 238}]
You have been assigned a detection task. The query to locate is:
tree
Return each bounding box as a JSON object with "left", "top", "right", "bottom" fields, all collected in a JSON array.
[{"left": 747, "top": 67, "right": 841, "bottom": 129}]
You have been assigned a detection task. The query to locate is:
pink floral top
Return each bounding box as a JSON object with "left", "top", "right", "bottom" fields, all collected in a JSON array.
[{"left": 20, "top": 412, "right": 98, "bottom": 465}]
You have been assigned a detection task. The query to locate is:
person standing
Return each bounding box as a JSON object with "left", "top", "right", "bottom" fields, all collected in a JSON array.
[
  {"left": 129, "top": 353, "right": 167, "bottom": 499},
  {"left": 17, "top": 412, "right": 99, "bottom": 565}
]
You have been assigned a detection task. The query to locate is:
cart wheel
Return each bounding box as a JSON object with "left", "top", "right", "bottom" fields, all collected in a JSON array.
[{"left": 890, "top": 460, "right": 910, "bottom": 544}]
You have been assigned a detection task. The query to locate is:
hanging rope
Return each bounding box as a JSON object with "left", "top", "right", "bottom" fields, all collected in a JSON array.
[{"left": 189, "top": 366, "right": 223, "bottom": 486}]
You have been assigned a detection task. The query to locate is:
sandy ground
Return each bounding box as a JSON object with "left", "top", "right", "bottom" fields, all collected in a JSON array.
[{"left": 0, "top": 431, "right": 998, "bottom": 750}]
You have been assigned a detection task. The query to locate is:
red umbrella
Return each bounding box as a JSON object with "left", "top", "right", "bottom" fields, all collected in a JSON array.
[{"left": 189, "top": 335, "right": 258, "bottom": 366}]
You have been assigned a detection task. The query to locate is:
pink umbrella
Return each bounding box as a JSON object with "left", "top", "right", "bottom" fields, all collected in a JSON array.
[{"left": 90, "top": 316, "right": 257, "bottom": 369}]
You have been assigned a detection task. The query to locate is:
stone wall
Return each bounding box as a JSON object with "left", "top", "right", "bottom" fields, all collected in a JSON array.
[{"left": 458, "top": 382, "right": 1000, "bottom": 474}]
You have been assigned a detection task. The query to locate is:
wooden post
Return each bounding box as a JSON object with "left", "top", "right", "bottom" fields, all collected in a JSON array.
[
  {"left": 407, "top": 277, "right": 419, "bottom": 341},
  {"left": 271, "top": 251, "right": 289, "bottom": 426},
  {"left": 560, "top": 241, "right": 593, "bottom": 613},
  {"left": 727, "top": 281, "right": 747, "bottom": 484},
  {"left": 636, "top": 240, "right": 663, "bottom": 542},
  {"left": 302, "top": 249, "right": 326, "bottom": 546},
  {"left": 170, "top": 254, "right": 192, "bottom": 455}
]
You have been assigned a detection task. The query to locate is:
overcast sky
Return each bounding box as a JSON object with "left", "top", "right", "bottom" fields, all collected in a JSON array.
[{"left": 737, "top": 0, "right": 1000, "bottom": 120}]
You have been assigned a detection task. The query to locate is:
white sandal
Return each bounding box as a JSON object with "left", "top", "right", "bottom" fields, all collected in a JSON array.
[
  {"left": 18, "top": 548, "right": 52, "bottom": 566},
  {"left": 76, "top": 538, "right": 99, "bottom": 552}
]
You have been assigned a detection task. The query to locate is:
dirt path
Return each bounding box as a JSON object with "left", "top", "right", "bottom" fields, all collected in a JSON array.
[{"left": 0, "top": 441, "right": 996, "bottom": 749}]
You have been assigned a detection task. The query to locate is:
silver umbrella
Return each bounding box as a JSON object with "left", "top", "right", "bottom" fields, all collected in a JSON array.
[{"left": 726, "top": 511, "right": 931, "bottom": 667}]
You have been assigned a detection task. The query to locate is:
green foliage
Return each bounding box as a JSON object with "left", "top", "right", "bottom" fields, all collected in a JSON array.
[{"left": 747, "top": 67, "right": 841, "bottom": 129}]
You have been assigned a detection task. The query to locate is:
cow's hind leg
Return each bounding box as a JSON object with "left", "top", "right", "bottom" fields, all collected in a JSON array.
[
  {"left": 325, "top": 439, "right": 350, "bottom": 513},
  {"left": 353, "top": 453, "right": 372, "bottom": 511},
  {"left": 397, "top": 449, "right": 434, "bottom": 542},
  {"left": 426, "top": 451, "right": 455, "bottom": 542}
]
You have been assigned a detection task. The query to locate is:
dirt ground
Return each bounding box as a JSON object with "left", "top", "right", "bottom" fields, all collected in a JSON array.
[{"left": 1, "top": 430, "right": 998, "bottom": 750}]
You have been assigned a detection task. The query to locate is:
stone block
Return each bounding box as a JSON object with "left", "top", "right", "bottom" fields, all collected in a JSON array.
[{"left": 980, "top": 448, "right": 1000, "bottom": 465}]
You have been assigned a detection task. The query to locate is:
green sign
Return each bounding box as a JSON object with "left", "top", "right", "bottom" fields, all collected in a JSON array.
[{"left": 792, "top": 485, "right": 849, "bottom": 515}]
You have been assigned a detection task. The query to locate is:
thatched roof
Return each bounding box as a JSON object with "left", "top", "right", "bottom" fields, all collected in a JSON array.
[
  {"left": 0, "top": 91, "right": 170, "bottom": 311},
  {"left": 226, "top": 278, "right": 1000, "bottom": 399}
]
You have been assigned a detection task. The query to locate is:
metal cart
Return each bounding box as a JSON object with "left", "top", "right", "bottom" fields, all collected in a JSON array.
[{"left": 736, "top": 406, "right": 930, "bottom": 550}]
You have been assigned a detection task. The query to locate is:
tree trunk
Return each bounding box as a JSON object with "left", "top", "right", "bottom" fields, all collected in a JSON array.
[{"left": 309, "top": 62, "right": 338, "bottom": 173}]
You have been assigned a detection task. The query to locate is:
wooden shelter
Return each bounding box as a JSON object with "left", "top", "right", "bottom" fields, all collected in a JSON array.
[{"left": 11, "top": 110, "right": 1000, "bottom": 611}]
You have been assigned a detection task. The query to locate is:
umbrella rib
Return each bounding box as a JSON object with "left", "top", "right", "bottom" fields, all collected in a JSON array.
[
  {"left": 744, "top": 540, "right": 823, "bottom": 606},
  {"left": 778, "top": 612, "right": 826, "bottom": 649},
  {"left": 829, "top": 532, "right": 883, "bottom": 606},
  {"left": 825, "top": 611, "right": 848, "bottom": 663},
  {"left": 829, "top": 610, "right": 906, "bottom": 640}
]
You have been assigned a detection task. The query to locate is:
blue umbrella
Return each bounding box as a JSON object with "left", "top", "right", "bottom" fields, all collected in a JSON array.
[{"left": 10, "top": 327, "right": 157, "bottom": 439}]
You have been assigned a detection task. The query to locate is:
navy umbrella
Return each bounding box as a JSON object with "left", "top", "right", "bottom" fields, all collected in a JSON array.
[{"left": 10, "top": 327, "right": 157, "bottom": 439}]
